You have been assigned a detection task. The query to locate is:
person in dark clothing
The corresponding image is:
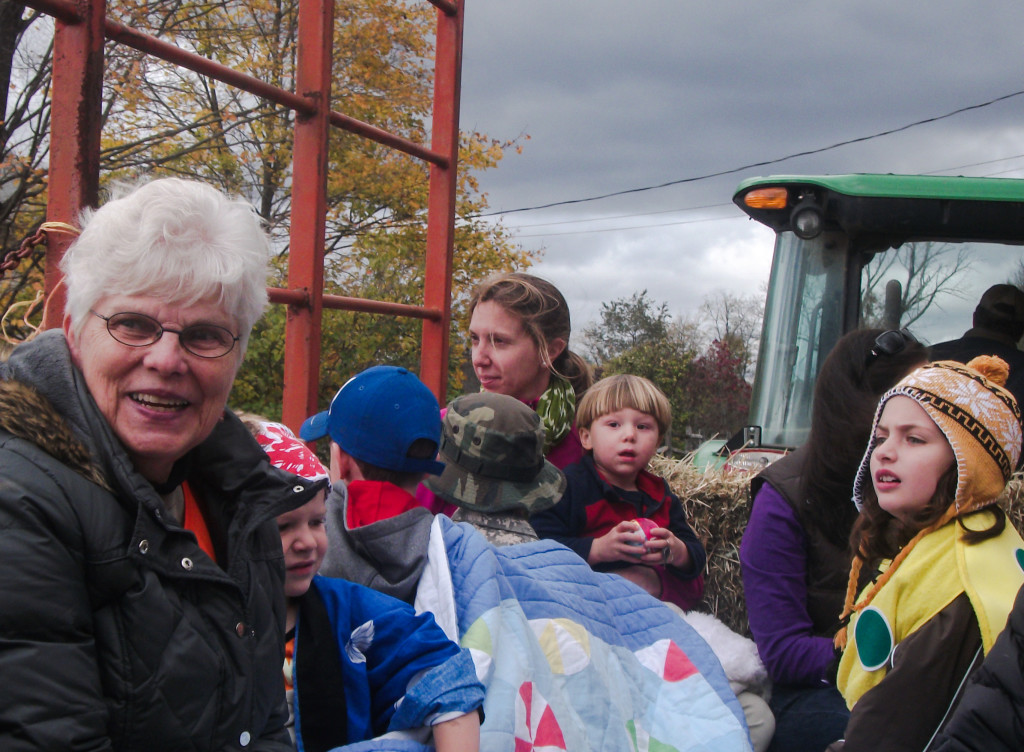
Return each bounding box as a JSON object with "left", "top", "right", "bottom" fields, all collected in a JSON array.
[
  {"left": 0, "top": 178, "right": 301, "bottom": 751},
  {"left": 531, "top": 373, "right": 706, "bottom": 611},
  {"left": 930, "top": 283, "right": 1024, "bottom": 407},
  {"left": 928, "top": 583, "right": 1024, "bottom": 752}
]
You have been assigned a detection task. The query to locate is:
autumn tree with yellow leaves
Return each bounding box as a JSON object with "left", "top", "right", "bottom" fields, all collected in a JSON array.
[{"left": 1, "top": 0, "right": 532, "bottom": 411}]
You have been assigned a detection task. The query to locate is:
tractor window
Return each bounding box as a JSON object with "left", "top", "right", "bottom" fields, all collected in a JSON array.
[
  {"left": 749, "top": 231, "right": 848, "bottom": 448},
  {"left": 860, "top": 241, "right": 1024, "bottom": 347}
]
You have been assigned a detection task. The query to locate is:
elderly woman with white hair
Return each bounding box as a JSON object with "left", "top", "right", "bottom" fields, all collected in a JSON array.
[{"left": 0, "top": 178, "right": 322, "bottom": 751}]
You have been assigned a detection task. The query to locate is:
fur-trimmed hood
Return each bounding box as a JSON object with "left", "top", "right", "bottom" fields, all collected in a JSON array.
[
  {"left": 0, "top": 329, "right": 325, "bottom": 523},
  {"left": 0, "top": 376, "right": 109, "bottom": 491},
  {"left": 0, "top": 330, "right": 116, "bottom": 490}
]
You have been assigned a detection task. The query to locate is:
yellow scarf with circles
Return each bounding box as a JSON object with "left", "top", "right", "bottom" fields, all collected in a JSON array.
[{"left": 837, "top": 511, "right": 1024, "bottom": 708}]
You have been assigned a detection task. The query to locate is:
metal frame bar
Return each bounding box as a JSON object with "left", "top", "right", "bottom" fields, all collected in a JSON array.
[
  {"left": 420, "top": 0, "right": 464, "bottom": 394},
  {"left": 41, "top": 0, "right": 104, "bottom": 329},
  {"left": 280, "top": 0, "right": 333, "bottom": 428},
  {"left": 20, "top": 0, "right": 464, "bottom": 424}
]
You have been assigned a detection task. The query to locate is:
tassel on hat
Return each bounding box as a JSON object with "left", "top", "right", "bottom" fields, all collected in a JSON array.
[{"left": 835, "top": 355, "right": 1022, "bottom": 650}]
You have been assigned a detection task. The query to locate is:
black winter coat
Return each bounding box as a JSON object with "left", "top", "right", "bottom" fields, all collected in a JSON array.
[
  {"left": 0, "top": 332, "right": 323, "bottom": 751},
  {"left": 929, "top": 583, "right": 1024, "bottom": 752}
]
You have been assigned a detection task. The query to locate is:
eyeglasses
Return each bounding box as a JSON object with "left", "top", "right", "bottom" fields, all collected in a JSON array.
[
  {"left": 90, "top": 310, "right": 239, "bottom": 359},
  {"left": 869, "top": 328, "right": 918, "bottom": 360}
]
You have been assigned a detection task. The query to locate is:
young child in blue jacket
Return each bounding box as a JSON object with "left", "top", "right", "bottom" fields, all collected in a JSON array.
[{"left": 251, "top": 420, "right": 484, "bottom": 752}]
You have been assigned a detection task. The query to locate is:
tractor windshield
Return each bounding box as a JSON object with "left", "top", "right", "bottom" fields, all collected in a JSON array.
[{"left": 749, "top": 231, "right": 1024, "bottom": 449}]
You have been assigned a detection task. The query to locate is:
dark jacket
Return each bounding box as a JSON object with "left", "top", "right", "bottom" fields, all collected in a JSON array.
[
  {"left": 828, "top": 593, "right": 983, "bottom": 752},
  {"left": 750, "top": 447, "right": 853, "bottom": 637},
  {"left": 929, "top": 584, "right": 1024, "bottom": 752},
  {"left": 929, "top": 332, "right": 1024, "bottom": 409},
  {"left": 531, "top": 454, "right": 706, "bottom": 580},
  {"left": 0, "top": 331, "right": 321, "bottom": 751}
]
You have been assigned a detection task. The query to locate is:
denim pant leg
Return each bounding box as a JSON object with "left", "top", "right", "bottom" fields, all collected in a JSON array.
[{"left": 767, "top": 684, "right": 849, "bottom": 752}]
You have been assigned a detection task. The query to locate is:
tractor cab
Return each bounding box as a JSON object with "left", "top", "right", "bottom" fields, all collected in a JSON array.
[{"left": 706, "top": 173, "right": 1024, "bottom": 472}]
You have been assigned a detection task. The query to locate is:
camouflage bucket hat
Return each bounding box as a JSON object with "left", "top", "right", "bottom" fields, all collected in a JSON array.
[{"left": 424, "top": 392, "right": 566, "bottom": 515}]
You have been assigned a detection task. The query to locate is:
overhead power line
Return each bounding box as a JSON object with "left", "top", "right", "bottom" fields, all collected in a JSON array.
[
  {"left": 483, "top": 154, "right": 1024, "bottom": 240},
  {"left": 497, "top": 154, "right": 1024, "bottom": 238},
  {"left": 507, "top": 202, "right": 731, "bottom": 230},
  {"left": 925, "top": 152, "right": 1024, "bottom": 175},
  {"left": 514, "top": 212, "right": 735, "bottom": 239},
  {"left": 478, "top": 88, "right": 1024, "bottom": 218}
]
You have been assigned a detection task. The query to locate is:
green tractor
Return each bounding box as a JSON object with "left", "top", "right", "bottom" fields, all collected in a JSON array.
[{"left": 698, "top": 173, "right": 1024, "bottom": 472}]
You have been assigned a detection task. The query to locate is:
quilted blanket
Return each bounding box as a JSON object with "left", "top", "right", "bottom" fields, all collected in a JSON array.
[{"left": 413, "top": 516, "right": 752, "bottom": 752}]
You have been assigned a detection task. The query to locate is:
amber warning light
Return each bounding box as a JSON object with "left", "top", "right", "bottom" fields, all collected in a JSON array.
[{"left": 743, "top": 187, "right": 789, "bottom": 210}]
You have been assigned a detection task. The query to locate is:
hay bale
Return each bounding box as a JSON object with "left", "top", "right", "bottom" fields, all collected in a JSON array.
[
  {"left": 651, "top": 454, "right": 757, "bottom": 636},
  {"left": 653, "top": 453, "right": 1024, "bottom": 638}
]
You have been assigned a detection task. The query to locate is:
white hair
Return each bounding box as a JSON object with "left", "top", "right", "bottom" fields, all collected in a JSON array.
[{"left": 61, "top": 178, "right": 270, "bottom": 348}]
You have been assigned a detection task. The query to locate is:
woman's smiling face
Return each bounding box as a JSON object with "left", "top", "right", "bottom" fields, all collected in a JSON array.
[{"left": 66, "top": 294, "right": 243, "bottom": 483}]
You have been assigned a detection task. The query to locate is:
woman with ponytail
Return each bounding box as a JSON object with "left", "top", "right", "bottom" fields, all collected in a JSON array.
[
  {"left": 416, "top": 273, "right": 592, "bottom": 516},
  {"left": 465, "top": 272, "right": 593, "bottom": 467}
]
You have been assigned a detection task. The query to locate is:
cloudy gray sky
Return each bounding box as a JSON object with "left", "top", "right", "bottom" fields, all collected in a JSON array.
[{"left": 457, "top": 1, "right": 1024, "bottom": 336}]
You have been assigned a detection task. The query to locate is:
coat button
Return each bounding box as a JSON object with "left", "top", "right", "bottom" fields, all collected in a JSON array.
[
  {"left": 239, "top": 730, "right": 251, "bottom": 746},
  {"left": 180, "top": 557, "right": 193, "bottom": 571},
  {"left": 138, "top": 540, "right": 149, "bottom": 554},
  {"left": 236, "top": 622, "right": 246, "bottom": 637}
]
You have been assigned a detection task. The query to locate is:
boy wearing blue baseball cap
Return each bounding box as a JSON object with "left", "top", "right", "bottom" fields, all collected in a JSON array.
[{"left": 300, "top": 365, "right": 446, "bottom": 603}]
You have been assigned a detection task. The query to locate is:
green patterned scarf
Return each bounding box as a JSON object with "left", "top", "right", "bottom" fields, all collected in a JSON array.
[{"left": 535, "top": 376, "right": 575, "bottom": 454}]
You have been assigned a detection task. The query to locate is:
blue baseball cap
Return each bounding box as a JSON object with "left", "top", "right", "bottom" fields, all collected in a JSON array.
[{"left": 300, "top": 365, "right": 445, "bottom": 475}]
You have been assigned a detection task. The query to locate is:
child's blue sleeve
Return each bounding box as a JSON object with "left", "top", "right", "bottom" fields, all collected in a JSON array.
[
  {"left": 388, "top": 649, "right": 484, "bottom": 731},
  {"left": 529, "top": 461, "right": 595, "bottom": 561},
  {"left": 313, "top": 576, "right": 483, "bottom": 738}
]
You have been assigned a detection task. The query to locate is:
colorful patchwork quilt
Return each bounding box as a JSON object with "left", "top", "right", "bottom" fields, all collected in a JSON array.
[{"left": 413, "top": 516, "right": 752, "bottom": 752}]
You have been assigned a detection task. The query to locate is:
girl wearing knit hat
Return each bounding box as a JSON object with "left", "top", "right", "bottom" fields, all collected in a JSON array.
[{"left": 829, "top": 356, "right": 1024, "bottom": 752}]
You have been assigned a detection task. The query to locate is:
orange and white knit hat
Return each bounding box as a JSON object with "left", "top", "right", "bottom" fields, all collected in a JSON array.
[{"left": 852, "top": 355, "right": 1021, "bottom": 516}]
